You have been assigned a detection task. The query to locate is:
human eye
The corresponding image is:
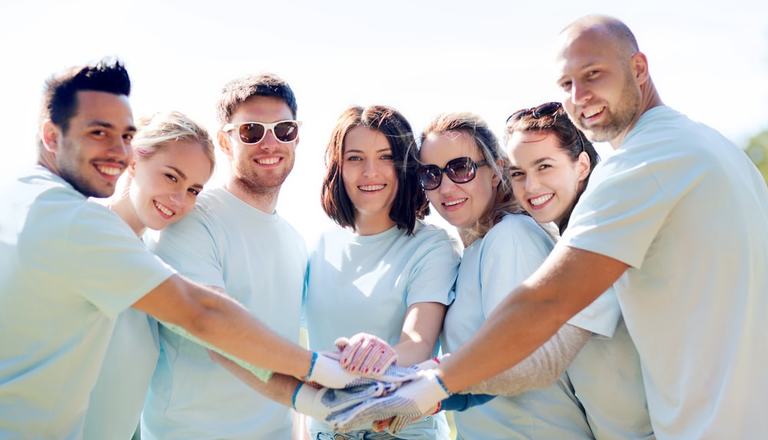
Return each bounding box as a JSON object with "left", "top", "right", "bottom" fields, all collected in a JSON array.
[
  {"left": 165, "top": 173, "right": 178, "bottom": 183},
  {"left": 345, "top": 154, "right": 363, "bottom": 162},
  {"left": 380, "top": 153, "right": 394, "bottom": 161},
  {"left": 188, "top": 188, "right": 200, "bottom": 196},
  {"left": 509, "top": 170, "right": 525, "bottom": 179},
  {"left": 90, "top": 129, "right": 107, "bottom": 139},
  {"left": 123, "top": 133, "right": 134, "bottom": 142},
  {"left": 558, "top": 80, "right": 572, "bottom": 92},
  {"left": 585, "top": 70, "right": 600, "bottom": 81},
  {"left": 538, "top": 163, "right": 552, "bottom": 171}
]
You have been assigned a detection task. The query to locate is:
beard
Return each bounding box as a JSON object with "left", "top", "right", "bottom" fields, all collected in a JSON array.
[
  {"left": 57, "top": 138, "right": 120, "bottom": 198},
  {"left": 575, "top": 70, "right": 642, "bottom": 143},
  {"left": 232, "top": 157, "right": 294, "bottom": 197}
]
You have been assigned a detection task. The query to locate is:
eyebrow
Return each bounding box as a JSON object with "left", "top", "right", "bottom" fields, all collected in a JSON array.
[
  {"left": 87, "top": 120, "right": 137, "bottom": 133},
  {"left": 344, "top": 148, "right": 392, "bottom": 154},
  {"left": 510, "top": 157, "right": 555, "bottom": 170}
]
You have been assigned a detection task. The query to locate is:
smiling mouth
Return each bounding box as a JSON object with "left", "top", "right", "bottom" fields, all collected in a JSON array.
[
  {"left": 93, "top": 162, "right": 124, "bottom": 177},
  {"left": 529, "top": 193, "right": 554, "bottom": 207},
  {"left": 359, "top": 184, "right": 386, "bottom": 192},
  {"left": 442, "top": 198, "right": 468, "bottom": 208},
  {"left": 153, "top": 200, "right": 175, "bottom": 218},
  {"left": 581, "top": 106, "right": 605, "bottom": 122},
  {"left": 255, "top": 157, "right": 281, "bottom": 166}
]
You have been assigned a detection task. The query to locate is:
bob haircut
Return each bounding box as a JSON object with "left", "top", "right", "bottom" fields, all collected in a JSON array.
[{"left": 321, "top": 105, "right": 428, "bottom": 235}]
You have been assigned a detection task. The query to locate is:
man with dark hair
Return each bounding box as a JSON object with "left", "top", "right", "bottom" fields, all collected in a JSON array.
[
  {"left": 0, "top": 60, "right": 350, "bottom": 438},
  {"left": 333, "top": 16, "right": 768, "bottom": 439},
  {"left": 142, "top": 73, "right": 308, "bottom": 439}
]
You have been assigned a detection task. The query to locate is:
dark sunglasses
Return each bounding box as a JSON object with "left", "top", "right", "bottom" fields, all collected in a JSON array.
[
  {"left": 417, "top": 157, "right": 488, "bottom": 191},
  {"left": 222, "top": 120, "right": 301, "bottom": 144},
  {"left": 506, "top": 101, "right": 562, "bottom": 123},
  {"left": 506, "top": 102, "right": 585, "bottom": 153}
]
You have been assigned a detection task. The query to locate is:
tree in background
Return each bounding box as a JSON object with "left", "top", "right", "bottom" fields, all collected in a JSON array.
[{"left": 746, "top": 129, "right": 768, "bottom": 182}]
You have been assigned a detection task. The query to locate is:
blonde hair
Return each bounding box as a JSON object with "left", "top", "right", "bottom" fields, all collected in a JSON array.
[
  {"left": 132, "top": 111, "right": 215, "bottom": 172},
  {"left": 420, "top": 112, "right": 523, "bottom": 244}
]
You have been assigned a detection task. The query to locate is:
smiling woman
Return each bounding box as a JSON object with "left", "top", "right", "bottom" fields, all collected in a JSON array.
[
  {"left": 82, "top": 110, "right": 215, "bottom": 440},
  {"left": 306, "top": 105, "right": 460, "bottom": 440}
]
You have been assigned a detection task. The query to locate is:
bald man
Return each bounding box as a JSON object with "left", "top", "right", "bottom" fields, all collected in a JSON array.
[{"left": 336, "top": 16, "right": 768, "bottom": 439}]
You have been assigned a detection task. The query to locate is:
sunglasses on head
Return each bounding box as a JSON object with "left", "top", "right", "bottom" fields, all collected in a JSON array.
[
  {"left": 417, "top": 157, "right": 488, "bottom": 191},
  {"left": 222, "top": 120, "right": 301, "bottom": 144},
  {"left": 507, "top": 101, "right": 586, "bottom": 153},
  {"left": 506, "top": 101, "right": 562, "bottom": 123}
]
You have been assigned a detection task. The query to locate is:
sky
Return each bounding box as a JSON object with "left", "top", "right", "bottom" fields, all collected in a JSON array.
[{"left": 2, "top": 0, "right": 766, "bottom": 243}]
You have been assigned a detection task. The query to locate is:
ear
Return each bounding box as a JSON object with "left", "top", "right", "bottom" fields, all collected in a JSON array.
[
  {"left": 491, "top": 158, "right": 505, "bottom": 187},
  {"left": 631, "top": 52, "right": 650, "bottom": 86},
  {"left": 127, "top": 159, "right": 137, "bottom": 176},
  {"left": 217, "top": 130, "right": 233, "bottom": 159},
  {"left": 40, "top": 120, "right": 61, "bottom": 153},
  {"left": 576, "top": 151, "right": 591, "bottom": 182}
]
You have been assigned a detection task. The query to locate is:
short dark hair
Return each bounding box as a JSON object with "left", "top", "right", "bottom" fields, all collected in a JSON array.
[
  {"left": 216, "top": 73, "right": 297, "bottom": 124},
  {"left": 321, "top": 105, "right": 428, "bottom": 235},
  {"left": 40, "top": 58, "right": 131, "bottom": 135}
]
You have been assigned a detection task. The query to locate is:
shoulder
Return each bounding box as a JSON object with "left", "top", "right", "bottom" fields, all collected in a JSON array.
[
  {"left": 484, "top": 214, "right": 552, "bottom": 248},
  {"left": 412, "top": 221, "right": 461, "bottom": 252}
]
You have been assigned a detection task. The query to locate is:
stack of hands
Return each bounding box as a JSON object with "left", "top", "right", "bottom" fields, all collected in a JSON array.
[{"left": 296, "top": 333, "right": 450, "bottom": 433}]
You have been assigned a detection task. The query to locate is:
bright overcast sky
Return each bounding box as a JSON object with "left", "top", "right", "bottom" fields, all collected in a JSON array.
[{"left": 2, "top": 0, "right": 766, "bottom": 243}]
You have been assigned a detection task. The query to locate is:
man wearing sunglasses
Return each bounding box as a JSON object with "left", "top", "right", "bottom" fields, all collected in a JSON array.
[
  {"left": 142, "top": 73, "right": 309, "bottom": 440},
  {"left": 338, "top": 16, "right": 768, "bottom": 439}
]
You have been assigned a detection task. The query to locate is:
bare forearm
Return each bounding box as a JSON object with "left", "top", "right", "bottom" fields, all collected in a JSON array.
[
  {"left": 396, "top": 302, "right": 446, "bottom": 366},
  {"left": 135, "top": 275, "right": 312, "bottom": 378},
  {"left": 439, "top": 245, "right": 626, "bottom": 393},
  {"left": 465, "top": 324, "right": 591, "bottom": 395}
]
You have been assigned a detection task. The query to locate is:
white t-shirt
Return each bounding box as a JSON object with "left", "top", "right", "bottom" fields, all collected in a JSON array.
[
  {"left": 0, "top": 166, "right": 174, "bottom": 439},
  {"left": 142, "top": 187, "right": 308, "bottom": 440},
  {"left": 562, "top": 106, "right": 768, "bottom": 439},
  {"left": 305, "top": 221, "right": 459, "bottom": 440}
]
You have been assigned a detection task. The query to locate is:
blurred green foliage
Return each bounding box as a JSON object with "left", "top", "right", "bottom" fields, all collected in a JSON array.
[{"left": 746, "top": 129, "right": 768, "bottom": 182}]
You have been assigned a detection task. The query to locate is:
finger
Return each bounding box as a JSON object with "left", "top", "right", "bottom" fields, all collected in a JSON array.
[
  {"left": 371, "top": 347, "right": 397, "bottom": 374},
  {"left": 334, "top": 336, "right": 350, "bottom": 352},
  {"left": 340, "top": 338, "right": 364, "bottom": 368},
  {"left": 360, "top": 347, "right": 383, "bottom": 376},
  {"left": 348, "top": 339, "right": 376, "bottom": 372},
  {"left": 372, "top": 418, "right": 393, "bottom": 432}
]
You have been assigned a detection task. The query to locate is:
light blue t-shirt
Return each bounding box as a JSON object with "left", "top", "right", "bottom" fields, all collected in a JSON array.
[
  {"left": 562, "top": 106, "right": 768, "bottom": 438},
  {"left": 83, "top": 308, "right": 159, "bottom": 440},
  {"left": 442, "top": 214, "right": 594, "bottom": 440},
  {"left": 0, "top": 167, "right": 175, "bottom": 439},
  {"left": 142, "top": 187, "right": 307, "bottom": 440},
  {"left": 305, "top": 221, "right": 460, "bottom": 440}
]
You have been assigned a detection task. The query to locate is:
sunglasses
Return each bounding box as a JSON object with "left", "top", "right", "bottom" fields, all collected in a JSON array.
[
  {"left": 507, "top": 101, "right": 586, "bottom": 153},
  {"left": 417, "top": 157, "right": 488, "bottom": 191},
  {"left": 222, "top": 120, "right": 301, "bottom": 144},
  {"left": 506, "top": 101, "right": 562, "bottom": 123}
]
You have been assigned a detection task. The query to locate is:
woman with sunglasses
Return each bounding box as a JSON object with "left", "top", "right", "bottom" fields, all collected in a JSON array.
[
  {"left": 503, "top": 102, "right": 652, "bottom": 439},
  {"left": 303, "top": 105, "right": 459, "bottom": 440},
  {"left": 82, "top": 111, "right": 216, "bottom": 440},
  {"left": 412, "top": 112, "right": 602, "bottom": 439}
]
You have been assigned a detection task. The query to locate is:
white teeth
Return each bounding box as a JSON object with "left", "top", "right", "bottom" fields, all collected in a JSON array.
[
  {"left": 359, "top": 184, "right": 385, "bottom": 192},
  {"left": 154, "top": 200, "right": 175, "bottom": 217},
  {"left": 443, "top": 198, "right": 467, "bottom": 207},
  {"left": 95, "top": 164, "right": 122, "bottom": 176},
  {"left": 584, "top": 107, "right": 603, "bottom": 118},
  {"left": 256, "top": 157, "right": 280, "bottom": 165},
  {"left": 529, "top": 194, "right": 553, "bottom": 206}
]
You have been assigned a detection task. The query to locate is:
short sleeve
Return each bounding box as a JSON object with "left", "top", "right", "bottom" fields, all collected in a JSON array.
[
  {"left": 62, "top": 202, "right": 175, "bottom": 318},
  {"left": 480, "top": 215, "right": 553, "bottom": 317},
  {"left": 562, "top": 150, "right": 704, "bottom": 269},
  {"left": 405, "top": 228, "right": 460, "bottom": 307},
  {"left": 149, "top": 207, "right": 225, "bottom": 288},
  {"left": 566, "top": 284, "right": 621, "bottom": 337}
]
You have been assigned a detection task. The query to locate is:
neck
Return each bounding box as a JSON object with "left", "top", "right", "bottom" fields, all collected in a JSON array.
[
  {"left": 108, "top": 190, "right": 146, "bottom": 237},
  {"left": 226, "top": 179, "right": 280, "bottom": 213},
  {"left": 610, "top": 81, "right": 664, "bottom": 149},
  {"left": 354, "top": 211, "right": 396, "bottom": 236}
]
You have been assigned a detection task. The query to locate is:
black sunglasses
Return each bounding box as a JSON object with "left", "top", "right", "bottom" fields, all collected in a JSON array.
[
  {"left": 222, "top": 120, "right": 301, "bottom": 144},
  {"left": 417, "top": 157, "right": 488, "bottom": 191},
  {"left": 507, "top": 102, "right": 585, "bottom": 153},
  {"left": 506, "top": 101, "right": 562, "bottom": 123}
]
